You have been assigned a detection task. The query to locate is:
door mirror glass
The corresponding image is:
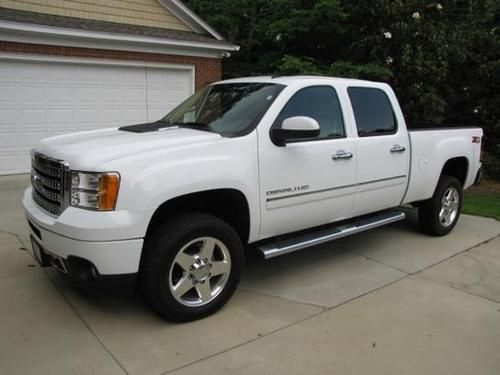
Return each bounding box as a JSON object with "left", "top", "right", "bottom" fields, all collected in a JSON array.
[{"left": 271, "top": 116, "right": 320, "bottom": 146}]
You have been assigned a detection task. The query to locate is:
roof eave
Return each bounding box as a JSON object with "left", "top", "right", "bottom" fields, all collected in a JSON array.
[
  {"left": 0, "top": 20, "right": 240, "bottom": 58},
  {"left": 156, "top": 0, "right": 224, "bottom": 40}
]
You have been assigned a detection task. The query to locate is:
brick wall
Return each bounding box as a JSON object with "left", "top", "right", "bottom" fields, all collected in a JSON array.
[{"left": 0, "top": 41, "right": 222, "bottom": 90}]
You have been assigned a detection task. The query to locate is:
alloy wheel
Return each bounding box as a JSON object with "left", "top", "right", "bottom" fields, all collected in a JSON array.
[{"left": 168, "top": 237, "right": 231, "bottom": 307}]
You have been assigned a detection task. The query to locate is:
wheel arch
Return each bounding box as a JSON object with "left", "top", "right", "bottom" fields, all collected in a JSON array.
[
  {"left": 440, "top": 156, "right": 469, "bottom": 187},
  {"left": 145, "top": 188, "right": 251, "bottom": 245}
]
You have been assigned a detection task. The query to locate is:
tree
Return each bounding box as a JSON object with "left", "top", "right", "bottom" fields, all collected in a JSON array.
[{"left": 184, "top": 0, "right": 499, "bottom": 177}]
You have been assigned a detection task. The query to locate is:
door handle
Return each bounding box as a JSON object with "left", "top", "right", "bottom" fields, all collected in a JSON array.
[
  {"left": 390, "top": 144, "right": 406, "bottom": 153},
  {"left": 332, "top": 150, "right": 353, "bottom": 160}
]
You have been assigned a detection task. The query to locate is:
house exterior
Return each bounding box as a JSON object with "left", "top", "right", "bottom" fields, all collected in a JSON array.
[{"left": 0, "top": 0, "right": 238, "bottom": 175}]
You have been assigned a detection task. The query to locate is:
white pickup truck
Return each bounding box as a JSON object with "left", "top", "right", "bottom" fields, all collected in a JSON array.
[{"left": 23, "top": 76, "right": 483, "bottom": 321}]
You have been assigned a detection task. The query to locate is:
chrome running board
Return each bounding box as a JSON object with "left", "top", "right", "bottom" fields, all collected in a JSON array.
[{"left": 257, "top": 210, "right": 406, "bottom": 259}]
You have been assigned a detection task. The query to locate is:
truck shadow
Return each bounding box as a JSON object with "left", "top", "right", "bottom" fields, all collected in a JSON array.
[
  {"left": 245, "top": 206, "right": 421, "bottom": 270},
  {"left": 46, "top": 207, "right": 423, "bottom": 320}
]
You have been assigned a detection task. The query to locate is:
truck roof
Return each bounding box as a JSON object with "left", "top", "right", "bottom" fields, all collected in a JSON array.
[{"left": 216, "top": 75, "right": 382, "bottom": 87}]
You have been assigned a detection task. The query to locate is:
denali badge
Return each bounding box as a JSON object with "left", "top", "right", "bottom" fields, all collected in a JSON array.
[{"left": 266, "top": 185, "right": 309, "bottom": 196}]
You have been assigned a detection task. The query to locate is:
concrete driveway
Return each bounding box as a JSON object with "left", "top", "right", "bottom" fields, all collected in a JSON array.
[{"left": 1, "top": 174, "right": 499, "bottom": 375}]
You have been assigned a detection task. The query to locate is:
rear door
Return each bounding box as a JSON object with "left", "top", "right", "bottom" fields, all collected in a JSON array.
[{"left": 347, "top": 86, "right": 410, "bottom": 216}]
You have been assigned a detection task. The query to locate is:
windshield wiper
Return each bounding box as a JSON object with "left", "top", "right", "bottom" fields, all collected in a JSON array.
[{"left": 165, "top": 121, "right": 213, "bottom": 133}]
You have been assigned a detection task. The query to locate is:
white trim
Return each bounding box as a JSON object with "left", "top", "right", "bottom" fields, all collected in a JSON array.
[
  {"left": 0, "top": 20, "right": 238, "bottom": 58},
  {"left": 1, "top": 33, "right": 222, "bottom": 59},
  {"left": 157, "top": 0, "right": 224, "bottom": 40},
  {"left": 0, "top": 52, "right": 196, "bottom": 74}
]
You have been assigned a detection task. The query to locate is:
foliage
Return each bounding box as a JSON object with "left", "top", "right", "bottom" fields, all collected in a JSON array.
[
  {"left": 276, "top": 56, "right": 393, "bottom": 81},
  {"left": 184, "top": 0, "right": 500, "bottom": 178},
  {"left": 463, "top": 190, "right": 500, "bottom": 220}
]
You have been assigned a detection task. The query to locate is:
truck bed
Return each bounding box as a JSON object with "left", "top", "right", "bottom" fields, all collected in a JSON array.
[{"left": 403, "top": 127, "right": 483, "bottom": 204}]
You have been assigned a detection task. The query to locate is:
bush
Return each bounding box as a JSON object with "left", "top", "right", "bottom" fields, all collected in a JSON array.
[{"left": 482, "top": 150, "right": 500, "bottom": 180}]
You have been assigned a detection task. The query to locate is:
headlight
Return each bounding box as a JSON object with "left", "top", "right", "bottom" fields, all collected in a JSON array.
[{"left": 70, "top": 172, "right": 120, "bottom": 211}]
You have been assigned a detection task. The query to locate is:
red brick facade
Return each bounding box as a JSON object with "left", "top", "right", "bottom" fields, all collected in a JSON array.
[{"left": 0, "top": 41, "right": 222, "bottom": 90}]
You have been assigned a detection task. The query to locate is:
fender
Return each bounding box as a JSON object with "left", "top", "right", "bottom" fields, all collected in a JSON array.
[{"left": 97, "top": 131, "right": 261, "bottom": 243}]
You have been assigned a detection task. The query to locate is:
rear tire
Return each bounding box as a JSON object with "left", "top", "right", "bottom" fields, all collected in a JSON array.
[
  {"left": 139, "top": 213, "right": 244, "bottom": 322},
  {"left": 418, "top": 175, "right": 463, "bottom": 236}
]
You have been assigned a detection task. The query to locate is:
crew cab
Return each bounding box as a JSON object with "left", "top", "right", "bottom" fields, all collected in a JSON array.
[{"left": 23, "top": 76, "right": 483, "bottom": 321}]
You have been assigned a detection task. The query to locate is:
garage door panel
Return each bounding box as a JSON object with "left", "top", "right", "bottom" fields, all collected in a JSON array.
[
  {"left": 47, "top": 87, "right": 75, "bottom": 102},
  {"left": 147, "top": 67, "right": 189, "bottom": 86},
  {"left": 46, "top": 63, "right": 71, "bottom": 78},
  {"left": 148, "top": 110, "right": 170, "bottom": 122},
  {"left": 100, "top": 109, "right": 124, "bottom": 123},
  {"left": 146, "top": 68, "right": 191, "bottom": 121},
  {"left": 0, "top": 132, "right": 18, "bottom": 148},
  {"left": 0, "top": 59, "right": 193, "bottom": 174},
  {"left": 0, "top": 109, "right": 19, "bottom": 124},
  {"left": 0, "top": 63, "right": 15, "bottom": 81},
  {"left": 21, "top": 109, "right": 45, "bottom": 123},
  {"left": 0, "top": 85, "right": 17, "bottom": 101},
  {"left": 74, "top": 109, "right": 98, "bottom": 123},
  {"left": 123, "top": 109, "right": 147, "bottom": 123},
  {"left": 47, "top": 109, "right": 73, "bottom": 124},
  {"left": 124, "top": 88, "right": 147, "bottom": 103},
  {"left": 19, "top": 132, "right": 46, "bottom": 149},
  {"left": 147, "top": 87, "right": 190, "bottom": 104},
  {"left": 11, "top": 62, "right": 46, "bottom": 83},
  {"left": 18, "top": 86, "right": 45, "bottom": 102}
]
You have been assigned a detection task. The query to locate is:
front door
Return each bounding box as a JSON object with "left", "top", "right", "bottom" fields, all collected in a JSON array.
[{"left": 258, "top": 85, "right": 356, "bottom": 239}]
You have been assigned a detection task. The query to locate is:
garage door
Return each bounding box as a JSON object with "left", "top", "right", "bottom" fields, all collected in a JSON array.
[{"left": 0, "top": 58, "right": 193, "bottom": 175}]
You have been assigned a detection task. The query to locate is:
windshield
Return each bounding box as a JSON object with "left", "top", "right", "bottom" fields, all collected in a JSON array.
[{"left": 162, "top": 83, "right": 285, "bottom": 137}]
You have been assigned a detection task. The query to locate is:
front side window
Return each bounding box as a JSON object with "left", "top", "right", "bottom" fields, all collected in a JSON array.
[
  {"left": 163, "top": 83, "right": 284, "bottom": 137},
  {"left": 348, "top": 87, "right": 397, "bottom": 136},
  {"left": 273, "top": 86, "right": 345, "bottom": 139}
]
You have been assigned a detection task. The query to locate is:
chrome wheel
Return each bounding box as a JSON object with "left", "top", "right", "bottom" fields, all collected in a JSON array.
[
  {"left": 439, "top": 187, "right": 459, "bottom": 227},
  {"left": 168, "top": 236, "right": 231, "bottom": 307}
]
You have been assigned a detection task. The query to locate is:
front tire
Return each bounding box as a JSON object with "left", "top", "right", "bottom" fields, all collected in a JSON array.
[
  {"left": 139, "top": 213, "right": 244, "bottom": 322},
  {"left": 418, "top": 175, "right": 463, "bottom": 236}
]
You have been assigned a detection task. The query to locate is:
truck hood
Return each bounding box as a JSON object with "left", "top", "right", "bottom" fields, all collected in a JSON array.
[{"left": 37, "top": 126, "right": 222, "bottom": 171}]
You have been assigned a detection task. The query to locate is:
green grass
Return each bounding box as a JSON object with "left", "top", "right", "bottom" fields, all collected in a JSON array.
[{"left": 463, "top": 190, "right": 500, "bottom": 220}]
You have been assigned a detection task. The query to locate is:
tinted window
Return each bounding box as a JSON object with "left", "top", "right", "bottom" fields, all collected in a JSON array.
[
  {"left": 274, "top": 86, "right": 345, "bottom": 139},
  {"left": 163, "top": 83, "right": 284, "bottom": 137},
  {"left": 348, "top": 87, "right": 396, "bottom": 136}
]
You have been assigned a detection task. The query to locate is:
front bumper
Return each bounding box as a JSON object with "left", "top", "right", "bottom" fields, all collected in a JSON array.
[{"left": 23, "top": 188, "right": 144, "bottom": 277}]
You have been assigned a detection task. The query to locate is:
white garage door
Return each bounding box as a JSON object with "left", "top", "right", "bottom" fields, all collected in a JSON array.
[{"left": 0, "top": 57, "right": 193, "bottom": 175}]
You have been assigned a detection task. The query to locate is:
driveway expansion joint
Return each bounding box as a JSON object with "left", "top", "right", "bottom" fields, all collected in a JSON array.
[
  {"left": 410, "top": 234, "right": 500, "bottom": 276},
  {"left": 160, "top": 234, "right": 500, "bottom": 374},
  {"left": 413, "top": 274, "right": 500, "bottom": 306},
  {"left": 351, "top": 233, "right": 500, "bottom": 277},
  {"left": 161, "top": 274, "right": 409, "bottom": 375},
  {"left": 237, "top": 287, "right": 330, "bottom": 310},
  {"left": 349, "top": 250, "right": 409, "bottom": 275}
]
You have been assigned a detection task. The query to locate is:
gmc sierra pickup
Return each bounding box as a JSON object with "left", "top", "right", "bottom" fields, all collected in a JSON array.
[{"left": 23, "top": 76, "right": 483, "bottom": 321}]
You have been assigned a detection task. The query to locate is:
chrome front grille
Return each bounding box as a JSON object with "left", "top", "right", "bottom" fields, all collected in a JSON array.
[{"left": 31, "top": 152, "right": 69, "bottom": 216}]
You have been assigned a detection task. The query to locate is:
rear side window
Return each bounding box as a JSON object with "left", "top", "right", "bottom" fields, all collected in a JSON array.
[
  {"left": 348, "top": 87, "right": 397, "bottom": 136},
  {"left": 274, "top": 86, "right": 345, "bottom": 139}
]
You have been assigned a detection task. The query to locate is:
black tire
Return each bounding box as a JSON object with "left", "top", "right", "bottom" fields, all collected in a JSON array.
[
  {"left": 418, "top": 175, "right": 463, "bottom": 236},
  {"left": 139, "top": 212, "right": 244, "bottom": 322}
]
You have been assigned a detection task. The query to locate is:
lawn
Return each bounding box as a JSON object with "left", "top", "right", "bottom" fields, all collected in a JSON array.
[{"left": 463, "top": 180, "right": 500, "bottom": 220}]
